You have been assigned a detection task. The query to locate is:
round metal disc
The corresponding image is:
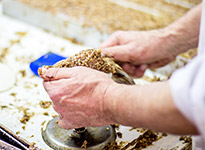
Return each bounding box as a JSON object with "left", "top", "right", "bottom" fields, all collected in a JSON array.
[{"left": 42, "top": 117, "right": 116, "bottom": 150}]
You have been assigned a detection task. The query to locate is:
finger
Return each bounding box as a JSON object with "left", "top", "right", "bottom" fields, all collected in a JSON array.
[
  {"left": 148, "top": 59, "right": 170, "bottom": 69},
  {"left": 43, "top": 79, "right": 69, "bottom": 100},
  {"left": 40, "top": 67, "right": 78, "bottom": 81},
  {"left": 100, "top": 32, "right": 121, "bottom": 48},
  {"left": 101, "top": 44, "right": 134, "bottom": 62},
  {"left": 121, "top": 63, "right": 137, "bottom": 75},
  {"left": 133, "top": 64, "right": 147, "bottom": 78},
  {"left": 122, "top": 63, "right": 147, "bottom": 78}
]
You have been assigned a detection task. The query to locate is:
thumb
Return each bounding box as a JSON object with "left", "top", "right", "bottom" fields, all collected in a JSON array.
[
  {"left": 39, "top": 67, "right": 74, "bottom": 81},
  {"left": 58, "top": 119, "right": 74, "bottom": 130}
]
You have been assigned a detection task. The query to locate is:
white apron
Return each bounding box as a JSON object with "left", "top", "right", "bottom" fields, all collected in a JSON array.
[{"left": 169, "top": 2, "right": 205, "bottom": 150}]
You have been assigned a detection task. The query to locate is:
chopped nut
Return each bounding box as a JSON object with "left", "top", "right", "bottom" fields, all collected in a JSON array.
[
  {"left": 117, "top": 132, "right": 122, "bottom": 138},
  {"left": 22, "top": 126, "right": 26, "bottom": 130},
  {"left": 15, "top": 32, "right": 27, "bottom": 37},
  {"left": 43, "top": 112, "right": 49, "bottom": 116},
  {"left": 41, "top": 120, "right": 46, "bottom": 126},
  {"left": 39, "top": 101, "right": 52, "bottom": 109},
  {"left": 10, "top": 93, "right": 17, "bottom": 97},
  {"left": 52, "top": 49, "right": 120, "bottom": 74},
  {"left": 29, "top": 142, "right": 36, "bottom": 149},
  {"left": 81, "top": 140, "right": 88, "bottom": 149},
  {"left": 19, "top": 107, "right": 34, "bottom": 124},
  {"left": 19, "top": 70, "right": 26, "bottom": 77},
  {"left": 179, "top": 136, "right": 192, "bottom": 144},
  {"left": 121, "top": 130, "right": 159, "bottom": 150}
]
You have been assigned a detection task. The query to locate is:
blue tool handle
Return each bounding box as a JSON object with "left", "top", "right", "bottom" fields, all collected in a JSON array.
[{"left": 30, "top": 52, "right": 67, "bottom": 76}]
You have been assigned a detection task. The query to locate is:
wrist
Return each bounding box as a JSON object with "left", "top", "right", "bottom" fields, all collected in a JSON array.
[
  {"left": 157, "top": 27, "right": 189, "bottom": 57},
  {"left": 103, "top": 82, "right": 119, "bottom": 124},
  {"left": 167, "top": 26, "right": 197, "bottom": 51},
  {"left": 162, "top": 4, "right": 201, "bottom": 55},
  {"left": 103, "top": 83, "right": 142, "bottom": 126}
]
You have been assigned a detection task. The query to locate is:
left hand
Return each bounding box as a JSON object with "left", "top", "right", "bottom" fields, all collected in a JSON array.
[{"left": 40, "top": 66, "right": 116, "bottom": 129}]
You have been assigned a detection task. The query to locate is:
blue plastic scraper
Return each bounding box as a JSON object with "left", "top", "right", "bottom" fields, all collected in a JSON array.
[{"left": 30, "top": 52, "right": 67, "bottom": 76}]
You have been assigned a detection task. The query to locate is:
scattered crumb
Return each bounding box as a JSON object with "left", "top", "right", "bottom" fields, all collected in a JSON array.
[
  {"left": 81, "top": 140, "right": 88, "bottom": 149},
  {"left": 43, "top": 112, "right": 49, "bottom": 116},
  {"left": 0, "top": 105, "right": 8, "bottom": 109},
  {"left": 30, "top": 135, "right": 34, "bottom": 138},
  {"left": 117, "top": 132, "right": 122, "bottom": 138},
  {"left": 15, "top": 32, "right": 27, "bottom": 37},
  {"left": 19, "top": 70, "right": 26, "bottom": 77},
  {"left": 103, "top": 141, "right": 122, "bottom": 150},
  {"left": 60, "top": 47, "right": 65, "bottom": 52},
  {"left": 112, "top": 124, "right": 119, "bottom": 130},
  {"left": 179, "top": 136, "right": 192, "bottom": 144},
  {"left": 63, "top": 36, "right": 82, "bottom": 45},
  {"left": 52, "top": 114, "right": 58, "bottom": 118},
  {"left": 0, "top": 47, "right": 9, "bottom": 62},
  {"left": 19, "top": 107, "right": 34, "bottom": 124},
  {"left": 129, "top": 127, "right": 136, "bottom": 131},
  {"left": 41, "top": 120, "right": 46, "bottom": 126},
  {"left": 143, "top": 76, "right": 161, "bottom": 82},
  {"left": 121, "top": 130, "right": 159, "bottom": 150},
  {"left": 10, "top": 39, "right": 21, "bottom": 45},
  {"left": 16, "top": 131, "right": 20, "bottom": 134},
  {"left": 29, "top": 142, "right": 36, "bottom": 149},
  {"left": 39, "top": 101, "right": 52, "bottom": 109},
  {"left": 10, "top": 93, "right": 17, "bottom": 97},
  {"left": 162, "top": 133, "right": 168, "bottom": 137},
  {"left": 180, "top": 48, "right": 197, "bottom": 59},
  {"left": 22, "top": 126, "right": 26, "bottom": 130},
  {"left": 24, "top": 85, "right": 32, "bottom": 89}
]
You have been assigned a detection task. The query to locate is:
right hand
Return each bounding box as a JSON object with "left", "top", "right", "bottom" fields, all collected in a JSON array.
[
  {"left": 40, "top": 67, "right": 117, "bottom": 129},
  {"left": 101, "top": 30, "right": 180, "bottom": 77}
]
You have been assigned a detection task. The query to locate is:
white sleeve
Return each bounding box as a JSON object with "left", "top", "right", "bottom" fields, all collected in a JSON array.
[{"left": 169, "top": 54, "right": 205, "bottom": 143}]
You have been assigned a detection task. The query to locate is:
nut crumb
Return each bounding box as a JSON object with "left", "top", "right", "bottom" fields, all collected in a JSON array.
[
  {"left": 81, "top": 140, "right": 88, "bottom": 149},
  {"left": 22, "top": 126, "right": 26, "bottom": 130},
  {"left": 43, "top": 112, "right": 49, "bottom": 116},
  {"left": 39, "top": 101, "right": 52, "bottom": 109},
  {"left": 117, "top": 132, "right": 122, "bottom": 138},
  {"left": 19, "top": 70, "right": 26, "bottom": 77}
]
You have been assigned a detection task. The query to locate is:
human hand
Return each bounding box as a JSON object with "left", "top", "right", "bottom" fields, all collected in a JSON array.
[
  {"left": 101, "top": 30, "right": 180, "bottom": 77},
  {"left": 40, "top": 67, "right": 116, "bottom": 129}
]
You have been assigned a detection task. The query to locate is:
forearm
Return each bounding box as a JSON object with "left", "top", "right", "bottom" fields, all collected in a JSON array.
[
  {"left": 106, "top": 81, "right": 198, "bottom": 135},
  {"left": 162, "top": 3, "right": 202, "bottom": 55}
]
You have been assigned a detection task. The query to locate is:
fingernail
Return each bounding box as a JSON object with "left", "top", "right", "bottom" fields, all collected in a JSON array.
[
  {"left": 100, "top": 43, "right": 107, "bottom": 48},
  {"left": 38, "top": 66, "right": 49, "bottom": 76},
  {"left": 102, "top": 50, "right": 113, "bottom": 58},
  {"left": 140, "top": 64, "right": 147, "bottom": 70}
]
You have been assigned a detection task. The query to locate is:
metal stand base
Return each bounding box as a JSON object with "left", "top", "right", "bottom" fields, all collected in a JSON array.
[{"left": 42, "top": 117, "right": 116, "bottom": 150}]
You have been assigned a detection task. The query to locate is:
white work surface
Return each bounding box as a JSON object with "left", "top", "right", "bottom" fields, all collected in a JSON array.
[{"left": 0, "top": 1, "right": 192, "bottom": 150}]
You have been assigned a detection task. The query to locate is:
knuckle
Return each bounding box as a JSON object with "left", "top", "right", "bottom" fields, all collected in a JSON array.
[
  {"left": 53, "top": 68, "right": 61, "bottom": 77},
  {"left": 127, "top": 45, "right": 137, "bottom": 62},
  {"left": 115, "top": 31, "right": 124, "bottom": 37}
]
